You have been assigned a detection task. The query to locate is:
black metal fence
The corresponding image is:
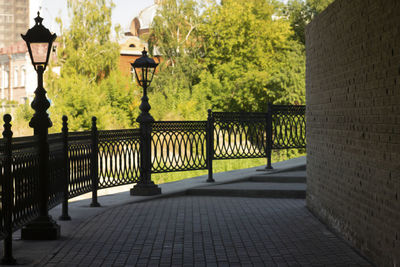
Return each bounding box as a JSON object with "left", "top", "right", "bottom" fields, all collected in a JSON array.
[
  {"left": 213, "top": 112, "right": 268, "bottom": 159},
  {"left": 152, "top": 121, "right": 208, "bottom": 173},
  {"left": 67, "top": 131, "right": 93, "bottom": 198},
  {"left": 98, "top": 128, "right": 141, "bottom": 188},
  {"left": 271, "top": 105, "right": 306, "bottom": 149},
  {"left": 9, "top": 136, "right": 40, "bottom": 231},
  {"left": 0, "top": 104, "right": 305, "bottom": 262}
]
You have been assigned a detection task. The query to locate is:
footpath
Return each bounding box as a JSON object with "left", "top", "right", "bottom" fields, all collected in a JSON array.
[{"left": 3, "top": 156, "right": 373, "bottom": 266}]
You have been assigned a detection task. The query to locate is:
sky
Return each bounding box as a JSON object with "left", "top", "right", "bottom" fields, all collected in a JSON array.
[
  {"left": 32, "top": 0, "right": 287, "bottom": 35},
  {"left": 31, "top": 0, "right": 155, "bottom": 35}
]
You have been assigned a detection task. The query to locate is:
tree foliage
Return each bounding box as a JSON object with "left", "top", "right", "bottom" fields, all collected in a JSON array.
[
  {"left": 286, "top": 0, "right": 334, "bottom": 44},
  {"left": 46, "top": 0, "right": 140, "bottom": 131},
  {"left": 38, "top": 0, "right": 333, "bottom": 130},
  {"left": 148, "top": 0, "right": 203, "bottom": 64},
  {"left": 147, "top": 0, "right": 205, "bottom": 120},
  {"left": 195, "top": 0, "right": 305, "bottom": 112},
  {"left": 7, "top": 0, "right": 336, "bottom": 136},
  {"left": 147, "top": 0, "right": 306, "bottom": 119}
]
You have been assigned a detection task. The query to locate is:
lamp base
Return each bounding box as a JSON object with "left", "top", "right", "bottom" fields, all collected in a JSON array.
[
  {"left": 130, "top": 183, "right": 161, "bottom": 196},
  {"left": 1, "top": 257, "right": 16, "bottom": 265},
  {"left": 21, "top": 216, "right": 60, "bottom": 240},
  {"left": 59, "top": 214, "right": 71, "bottom": 221}
]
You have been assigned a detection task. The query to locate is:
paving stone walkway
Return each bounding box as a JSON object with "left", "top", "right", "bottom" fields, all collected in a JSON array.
[{"left": 39, "top": 196, "right": 371, "bottom": 267}]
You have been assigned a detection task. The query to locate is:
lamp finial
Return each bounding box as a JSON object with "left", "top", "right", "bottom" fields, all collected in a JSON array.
[
  {"left": 35, "top": 11, "right": 43, "bottom": 25},
  {"left": 142, "top": 47, "right": 148, "bottom": 57}
]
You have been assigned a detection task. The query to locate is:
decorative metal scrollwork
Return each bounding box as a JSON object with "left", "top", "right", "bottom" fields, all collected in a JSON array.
[
  {"left": 10, "top": 136, "right": 40, "bottom": 231},
  {"left": 0, "top": 156, "right": 3, "bottom": 237},
  {"left": 272, "top": 105, "right": 306, "bottom": 149},
  {"left": 98, "top": 129, "right": 141, "bottom": 188},
  {"left": 151, "top": 121, "right": 207, "bottom": 173},
  {"left": 0, "top": 105, "right": 306, "bottom": 244},
  {"left": 67, "top": 136, "right": 92, "bottom": 198},
  {"left": 48, "top": 133, "right": 64, "bottom": 208},
  {"left": 213, "top": 112, "right": 268, "bottom": 159}
]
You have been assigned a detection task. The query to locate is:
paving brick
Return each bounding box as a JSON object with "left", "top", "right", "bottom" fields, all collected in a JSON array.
[{"left": 38, "top": 196, "right": 372, "bottom": 266}]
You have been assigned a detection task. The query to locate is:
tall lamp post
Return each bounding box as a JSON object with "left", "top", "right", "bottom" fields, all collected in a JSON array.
[
  {"left": 20, "top": 12, "right": 60, "bottom": 240},
  {"left": 130, "top": 48, "right": 161, "bottom": 196}
]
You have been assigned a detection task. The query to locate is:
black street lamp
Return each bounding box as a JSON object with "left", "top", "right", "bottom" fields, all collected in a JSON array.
[
  {"left": 20, "top": 12, "right": 60, "bottom": 240},
  {"left": 21, "top": 12, "right": 56, "bottom": 133},
  {"left": 21, "top": 12, "right": 56, "bottom": 72},
  {"left": 131, "top": 48, "right": 158, "bottom": 122},
  {"left": 130, "top": 48, "right": 161, "bottom": 196}
]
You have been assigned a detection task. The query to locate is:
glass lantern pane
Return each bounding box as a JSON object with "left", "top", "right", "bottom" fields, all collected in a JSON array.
[
  {"left": 148, "top": 67, "right": 156, "bottom": 83},
  {"left": 30, "top": 43, "right": 49, "bottom": 64},
  {"left": 141, "top": 67, "right": 146, "bottom": 83},
  {"left": 134, "top": 67, "right": 142, "bottom": 86}
]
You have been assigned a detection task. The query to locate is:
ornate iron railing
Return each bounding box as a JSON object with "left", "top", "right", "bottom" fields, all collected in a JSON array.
[
  {"left": 272, "top": 105, "right": 306, "bottom": 149},
  {"left": 0, "top": 153, "right": 3, "bottom": 239},
  {"left": 152, "top": 121, "right": 207, "bottom": 173},
  {"left": 9, "top": 136, "right": 40, "bottom": 231},
  {"left": 67, "top": 131, "right": 93, "bottom": 199},
  {"left": 48, "top": 133, "right": 65, "bottom": 209},
  {"left": 98, "top": 129, "right": 141, "bottom": 188},
  {"left": 0, "top": 104, "right": 305, "bottom": 262},
  {"left": 213, "top": 112, "right": 267, "bottom": 159}
]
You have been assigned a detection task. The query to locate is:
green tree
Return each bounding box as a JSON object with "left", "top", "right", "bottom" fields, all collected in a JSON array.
[
  {"left": 195, "top": 0, "right": 305, "bottom": 112},
  {"left": 59, "top": 0, "right": 119, "bottom": 81},
  {"left": 308, "top": 0, "right": 334, "bottom": 12},
  {"left": 146, "top": 0, "right": 205, "bottom": 120},
  {"left": 46, "top": 0, "right": 140, "bottom": 131},
  {"left": 148, "top": 0, "right": 203, "bottom": 64},
  {"left": 286, "top": 0, "right": 334, "bottom": 44},
  {"left": 148, "top": 56, "right": 204, "bottom": 120}
]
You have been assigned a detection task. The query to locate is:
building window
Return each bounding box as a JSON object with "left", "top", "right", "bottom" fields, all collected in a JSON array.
[
  {"left": 21, "top": 67, "right": 26, "bottom": 87},
  {"left": 129, "top": 44, "right": 136, "bottom": 48},
  {"left": 14, "top": 68, "right": 18, "bottom": 87},
  {"left": 4, "top": 71, "right": 9, "bottom": 88}
]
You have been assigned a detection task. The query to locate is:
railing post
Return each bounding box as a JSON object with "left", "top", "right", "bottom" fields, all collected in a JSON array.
[
  {"left": 59, "top": 115, "right": 71, "bottom": 220},
  {"left": 206, "top": 109, "right": 215, "bottom": 182},
  {"left": 90, "top": 117, "right": 100, "bottom": 207},
  {"left": 21, "top": 65, "right": 60, "bottom": 240},
  {"left": 1, "top": 114, "right": 16, "bottom": 265},
  {"left": 266, "top": 103, "right": 273, "bottom": 169},
  {"left": 130, "top": 108, "right": 161, "bottom": 195}
]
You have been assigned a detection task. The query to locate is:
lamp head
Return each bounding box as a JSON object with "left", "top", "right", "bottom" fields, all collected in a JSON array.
[
  {"left": 21, "top": 12, "right": 57, "bottom": 71},
  {"left": 131, "top": 48, "right": 158, "bottom": 88}
]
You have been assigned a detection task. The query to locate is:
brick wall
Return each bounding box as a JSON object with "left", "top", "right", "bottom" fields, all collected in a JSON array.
[
  {"left": 306, "top": 0, "right": 400, "bottom": 266},
  {"left": 118, "top": 54, "right": 162, "bottom": 79},
  {"left": 119, "top": 54, "right": 138, "bottom": 78}
]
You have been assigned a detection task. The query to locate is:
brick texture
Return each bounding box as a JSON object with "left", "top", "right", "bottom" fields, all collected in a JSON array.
[
  {"left": 306, "top": 0, "right": 400, "bottom": 266},
  {"left": 38, "top": 197, "right": 371, "bottom": 266}
]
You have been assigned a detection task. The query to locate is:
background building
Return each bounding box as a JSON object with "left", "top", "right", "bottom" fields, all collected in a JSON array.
[
  {"left": 126, "top": 0, "right": 160, "bottom": 38},
  {"left": 0, "top": 41, "right": 33, "bottom": 105},
  {"left": 0, "top": 0, "right": 161, "bottom": 103},
  {"left": 119, "top": 0, "right": 161, "bottom": 79},
  {"left": 0, "top": 0, "right": 29, "bottom": 49},
  {"left": 0, "top": 0, "right": 51, "bottom": 105},
  {"left": 0, "top": 0, "right": 31, "bottom": 105}
]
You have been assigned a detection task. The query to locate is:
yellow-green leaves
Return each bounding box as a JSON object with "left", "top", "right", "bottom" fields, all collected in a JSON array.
[
  {"left": 195, "top": 0, "right": 305, "bottom": 112},
  {"left": 46, "top": 0, "right": 138, "bottom": 131}
]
